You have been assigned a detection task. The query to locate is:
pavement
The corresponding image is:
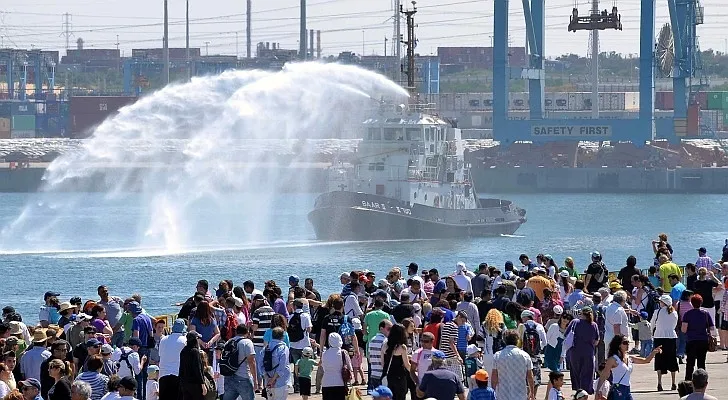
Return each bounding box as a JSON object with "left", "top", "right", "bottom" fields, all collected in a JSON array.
[{"left": 253, "top": 350, "right": 727, "bottom": 399}]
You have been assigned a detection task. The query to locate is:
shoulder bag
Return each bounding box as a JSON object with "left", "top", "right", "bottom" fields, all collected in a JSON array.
[
  {"left": 607, "top": 357, "right": 629, "bottom": 400},
  {"left": 381, "top": 348, "right": 395, "bottom": 387},
  {"left": 706, "top": 311, "right": 718, "bottom": 352},
  {"left": 340, "top": 349, "right": 353, "bottom": 383}
]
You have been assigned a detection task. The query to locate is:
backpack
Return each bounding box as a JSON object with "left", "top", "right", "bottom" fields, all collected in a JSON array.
[
  {"left": 491, "top": 326, "right": 506, "bottom": 354},
  {"left": 464, "top": 357, "right": 479, "bottom": 377},
  {"left": 219, "top": 337, "right": 243, "bottom": 377},
  {"left": 287, "top": 312, "right": 305, "bottom": 342},
  {"left": 117, "top": 349, "right": 136, "bottom": 378},
  {"left": 263, "top": 343, "right": 284, "bottom": 373},
  {"left": 522, "top": 321, "right": 541, "bottom": 357},
  {"left": 644, "top": 289, "right": 660, "bottom": 320},
  {"left": 338, "top": 315, "right": 355, "bottom": 348},
  {"left": 592, "top": 262, "right": 608, "bottom": 286},
  {"left": 221, "top": 309, "right": 239, "bottom": 341}
]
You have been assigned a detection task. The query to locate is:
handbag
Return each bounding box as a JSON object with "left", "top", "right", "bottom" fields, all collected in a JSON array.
[
  {"left": 606, "top": 361, "right": 629, "bottom": 400},
  {"left": 202, "top": 371, "right": 217, "bottom": 400},
  {"left": 706, "top": 311, "right": 718, "bottom": 352},
  {"left": 340, "top": 349, "right": 353, "bottom": 383},
  {"left": 381, "top": 348, "right": 395, "bottom": 387},
  {"left": 346, "top": 387, "right": 364, "bottom": 400},
  {"left": 652, "top": 308, "right": 661, "bottom": 336}
]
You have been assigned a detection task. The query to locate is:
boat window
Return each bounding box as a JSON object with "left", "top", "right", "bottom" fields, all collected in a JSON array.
[
  {"left": 406, "top": 128, "right": 422, "bottom": 141},
  {"left": 367, "top": 128, "right": 381, "bottom": 140},
  {"left": 384, "top": 128, "right": 402, "bottom": 141},
  {"left": 376, "top": 162, "right": 385, "bottom": 171},
  {"left": 368, "top": 163, "right": 377, "bottom": 170}
]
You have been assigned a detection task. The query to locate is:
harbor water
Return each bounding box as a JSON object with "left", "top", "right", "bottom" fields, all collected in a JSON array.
[{"left": 2, "top": 191, "right": 727, "bottom": 322}]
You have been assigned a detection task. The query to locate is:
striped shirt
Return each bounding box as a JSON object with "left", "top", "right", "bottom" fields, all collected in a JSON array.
[
  {"left": 457, "top": 323, "right": 474, "bottom": 351},
  {"left": 76, "top": 372, "right": 109, "bottom": 400},
  {"left": 367, "top": 332, "right": 387, "bottom": 379},
  {"left": 251, "top": 306, "right": 275, "bottom": 347},
  {"left": 438, "top": 321, "right": 459, "bottom": 358},
  {"left": 696, "top": 256, "right": 714, "bottom": 270}
]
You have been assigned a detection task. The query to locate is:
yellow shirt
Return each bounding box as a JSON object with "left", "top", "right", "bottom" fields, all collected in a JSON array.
[
  {"left": 659, "top": 262, "right": 681, "bottom": 292},
  {"left": 526, "top": 276, "right": 554, "bottom": 301}
]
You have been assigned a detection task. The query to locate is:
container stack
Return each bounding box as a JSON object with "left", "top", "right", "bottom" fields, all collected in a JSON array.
[{"left": 10, "top": 102, "right": 36, "bottom": 138}]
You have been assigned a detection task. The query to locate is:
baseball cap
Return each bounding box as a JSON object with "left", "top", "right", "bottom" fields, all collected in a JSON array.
[
  {"left": 521, "top": 309, "right": 535, "bottom": 319},
  {"left": 609, "top": 281, "right": 623, "bottom": 290},
  {"left": 302, "top": 347, "right": 314, "bottom": 357},
  {"left": 553, "top": 305, "right": 564, "bottom": 315},
  {"left": 370, "top": 385, "right": 393, "bottom": 399},
  {"left": 252, "top": 293, "right": 265, "bottom": 301},
  {"left": 431, "top": 350, "right": 447, "bottom": 360},
  {"left": 100, "top": 344, "right": 113, "bottom": 355},
  {"left": 559, "top": 270, "right": 570, "bottom": 278},
  {"left": 172, "top": 319, "right": 187, "bottom": 334},
  {"left": 232, "top": 297, "right": 244, "bottom": 308},
  {"left": 19, "top": 378, "right": 41, "bottom": 391},
  {"left": 119, "top": 376, "right": 137, "bottom": 391},
  {"left": 147, "top": 365, "right": 159, "bottom": 374},
  {"left": 2, "top": 306, "right": 15, "bottom": 316},
  {"left": 472, "top": 369, "right": 489, "bottom": 382},
  {"left": 44, "top": 291, "right": 60, "bottom": 300},
  {"left": 85, "top": 338, "right": 102, "bottom": 347},
  {"left": 504, "top": 261, "right": 514, "bottom": 269},
  {"left": 466, "top": 344, "right": 480, "bottom": 357},
  {"left": 289, "top": 275, "right": 300, "bottom": 285},
  {"left": 698, "top": 247, "right": 707, "bottom": 253}
]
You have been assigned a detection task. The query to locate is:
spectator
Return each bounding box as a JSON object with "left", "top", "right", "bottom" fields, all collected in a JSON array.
[
  {"left": 564, "top": 307, "right": 599, "bottom": 394},
  {"left": 595, "top": 334, "right": 661, "bottom": 399},
  {"left": 178, "top": 332, "right": 206, "bottom": 400},
  {"left": 651, "top": 295, "right": 678, "bottom": 391},
  {"left": 415, "top": 350, "right": 465, "bottom": 400},
  {"left": 74, "top": 356, "right": 109, "bottom": 400},
  {"left": 680, "top": 368, "right": 717, "bottom": 400},
  {"left": 658, "top": 255, "right": 681, "bottom": 292},
  {"left": 47, "top": 359, "right": 73, "bottom": 400},
  {"left": 20, "top": 330, "right": 51, "bottom": 381},
  {"left": 158, "top": 319, "right": 187, "bottom": 400},
  {"left": 492, "top": 330, "right": 534, "bottom": 400},
  {"left": 604, "top": 291, "right": 631, "bottom": 347},
  {"left": 692, "top": 268, "right": 720, "bottom": 327},
  {"left": 71, "top": 381, "right": 92, "bottom": 400},
  {"left": 222, "top": 325, "right": 257, "bottom": 400},
  {"left": 320, "top": 333, "right": 351, "bottom": 400},
  {"left": 367, "top": 319, "right": 392, "bottom": 390},
  {"left": 681, "top": 294, "right": 715, "bottom": 382},
  {"left": 584, "top": 251, "right": 608, "bottom": 294},
  {"left": 617, "top": 256, "right": 640, "bottom": 294},
  {"left": 467, "top": 370, "right": 495, "bottom": 400},
  {"left": 256, "top": 327, "right": 289, "bottom": 400},
  {"left": 381, "top": 324, "right": 410, "bottom": 400}
]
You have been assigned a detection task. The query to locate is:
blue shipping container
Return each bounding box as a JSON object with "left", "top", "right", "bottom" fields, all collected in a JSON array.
[
  {"left": 36, "top": 115, "right": 48, "bottom": 135},
  {"left": 418, "top": 58, "right": 440, "bottom": 94},
  {"left": 46, "top": 102, "right": 60, "bottom": 115},
  {"left": 11, "top": 102, "right": 35, "bottom": 115},
  {"left": 46, "top": 116, "right": 67, "bottom": 137},
  {"left": 0, "top": 102, "right": 11, "bottom": 117}
]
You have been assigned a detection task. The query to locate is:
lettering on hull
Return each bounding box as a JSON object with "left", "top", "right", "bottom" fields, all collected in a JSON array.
[
  {"left": 531, "top": 125, "right": 612, "bottom": 137},
  {"left": 361, "top": 201, "right": 411, "bottom": 215}
]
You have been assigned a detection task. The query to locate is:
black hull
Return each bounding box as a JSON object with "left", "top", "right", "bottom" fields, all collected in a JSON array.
[{"left": 308, "top": 191, "right": 525, "bottom": 241}]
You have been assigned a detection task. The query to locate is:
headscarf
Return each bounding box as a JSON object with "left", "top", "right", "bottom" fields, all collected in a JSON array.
[{"left": 328, "top": 332, "right": 342, "bottom": 348}]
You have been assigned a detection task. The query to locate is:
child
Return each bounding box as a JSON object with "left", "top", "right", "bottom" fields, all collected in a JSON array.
[
  {"left": 467, "top": 370, "right": 495, "bottom": 400},
  {"left": 636, "top": 311, "right": 654, "bottom": 357},
  {"left": 145, "top": 365, "right": 160, "bottom": 400},
  {"left": 295, "top": 346, "right": 317, "bottom": 400},
  {"left": 593, "top": 361, "right": 610, "bottom": 399},
  {"left": 464, "top": 344, "right": 483, "bottom": 389},
  {"left": 351, "top": 318, "right": 366, "bottom": 386},
  {"left": 212, "top": 342, "right": 224, "bottom": 399},
  {"left": 547, "top": 371, "right": 565, "bottom": 400}
]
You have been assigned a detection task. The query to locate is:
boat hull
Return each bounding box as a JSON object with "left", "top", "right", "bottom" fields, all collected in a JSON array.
[{"left": 308, "top": 191, "right": 525, "bottom": 241}]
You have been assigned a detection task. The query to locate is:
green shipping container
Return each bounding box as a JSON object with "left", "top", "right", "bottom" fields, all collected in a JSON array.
[
  {"left": 707, "top": 92, "right": 724, "bottom": 110},
  {"left": 723, "top": 92, "right": 728, "bottom": 110},
  {"left": 11, "top": 115, "right": 36, "bottom": 131},
  {"left": 724, "top": 110, "right": 728, "bottom": 125}
]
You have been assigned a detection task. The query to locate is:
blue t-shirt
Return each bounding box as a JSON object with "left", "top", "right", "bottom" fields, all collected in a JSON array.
[
  {"left": 683, "top": 308, "right": 712, "bottom": 342},
  {"left": 457, "top": 324, "right": 473, "bottom": 351},
  {"left": 670, "top": 282, "right": 686, "bottom": 303},
  {"left": 419, "top": 369, "right": 464, "bottom": 400},
  {"left": 262, "top": 329, "right": 290, "bottom": 346},
  {"left": 132, "top": 314, "right": 153, "bottom": 346},
  {"left": 468, "top": 387, "right": 496, "bottom": 400},
  {"left": 190, "top": 317, "right": 218, "bottom": 342}
]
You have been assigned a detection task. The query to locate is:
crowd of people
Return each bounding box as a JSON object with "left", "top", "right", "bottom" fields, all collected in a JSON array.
[{"left": 1, "top": 233, "right": 727, "bottom": 400}]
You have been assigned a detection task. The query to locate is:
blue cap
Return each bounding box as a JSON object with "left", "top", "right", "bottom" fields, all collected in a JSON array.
[
  {"left": 172, "top": 319, "right": 187, "bottom": 334},
  {"left": 85, "top": 338, "right": 102, "bottom": 347},
  {"left": 434, "top": 280, "right": 447, "bottom": 294},
  {"left": 289, "top": 275, "right": 300, "bottom": 285},
  {"left": 370, "top": 385, "right": 393, "bottom": 398},
  {"left": 128, "top": 337, "right": 143, "bottom": 347},
  {"left": 147, "top": 365, "right": 159, "bottom": 374},
  {"left": 127, "top": 301, "right": 142, "bottom": 314},
  {"left": 431, "top": 350, "right": 447, "bottom": 359},
  {"left": 639, "top": 311, "right": 648, "bottom": 320},
  {"left": 19, "top": 378, "right": 41, "bottom": 391},
  {"left": 505, "top": 261, "right": 514, "bottom": 268}
]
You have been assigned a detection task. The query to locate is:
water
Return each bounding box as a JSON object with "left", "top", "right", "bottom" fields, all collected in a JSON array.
[{"left": 2, "top": 192, "right": 727, "bottom": 323}]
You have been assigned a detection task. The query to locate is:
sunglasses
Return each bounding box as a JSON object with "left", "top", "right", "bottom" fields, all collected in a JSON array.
[{"left": 621, "top": 340, "right": 629, "bottom": 345}]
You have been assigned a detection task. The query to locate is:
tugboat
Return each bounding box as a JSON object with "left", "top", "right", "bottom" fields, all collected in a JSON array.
[{"left": 307, "top": 103, "right": 527, "bottom": 240}]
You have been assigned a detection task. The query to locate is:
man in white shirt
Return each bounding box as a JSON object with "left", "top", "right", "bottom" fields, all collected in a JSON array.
[
  {"left": 344, "top": 282, "right": 364, "bottom": 319},
  {"left": 288, "top": 299, "right": 312, "bottom": 394},
  {"left": 604, "top": 291, "right": 631, "bottom": 346},
  {"left": 453, "top": 262, "right": 473, "bottom": 295},
  {"left": 157, "top": 319, "right": 187, "bottom": 400},
  {"left": 401, "top": 279, "right": 425, "bottom": 303}
]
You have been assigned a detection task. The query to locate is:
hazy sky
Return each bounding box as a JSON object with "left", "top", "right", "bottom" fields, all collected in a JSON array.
[{"left": 0, "top": 0, "right": 726, "bottom": 58}]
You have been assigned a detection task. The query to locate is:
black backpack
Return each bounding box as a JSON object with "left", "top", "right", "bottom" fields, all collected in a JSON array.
[
  {"left": 219, "top": 337, "right": 243, "bottom": 377},
  {"left": 644, "top": 289, "right": 660, "bottom": 320},
  {"left": 288, "top": 312, "right": 305, "bottom": 342},
  {"left": 263, "top": 343, "right": 284, "bottom": 373},
  {"left": 491, "top": 325, "right": 506, "bottom": 354},
  {"left": 117, "top": 349, "right": 136, "bottom": 378},
  {"left": 522, "top": 321, "right": 541, "bottom": 357}
]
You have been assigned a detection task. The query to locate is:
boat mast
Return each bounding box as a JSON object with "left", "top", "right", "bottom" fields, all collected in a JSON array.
[{"left": 401, "top": 2, "right": 418, "bottom": 101}]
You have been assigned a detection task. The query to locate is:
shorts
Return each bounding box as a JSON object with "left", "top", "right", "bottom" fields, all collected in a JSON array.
[
  {"left": 531, "top": 357, "right": 542, "bottom": 386},
  {"left": 721, "top": 313, "right": 728, "bottom": 331},
  {"left": 351, "top": 351, "right": 363, "bottom": 368},
  {"left": 298, "top": 377, "right": 311, "bottom": 396}
]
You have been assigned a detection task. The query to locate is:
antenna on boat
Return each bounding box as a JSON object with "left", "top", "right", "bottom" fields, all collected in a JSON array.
[{"left": 401, "top": 1, "right": 418, "bottom": 101}]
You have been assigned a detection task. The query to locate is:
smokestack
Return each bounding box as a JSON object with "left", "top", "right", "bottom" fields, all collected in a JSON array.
[
  {"left": 309, "top": 29, "right": 314, "bottom": 58},
  {"left": 300, "top": 0, "right": 307, "bottom": 60},
  {"left": 163, "top": 0, "right": 170, "bottom": 85},
  {"left": 266, "top": 42, "right": 270, "bottom": 50},
  {"left": 317, "top": 30, "right": 321, "bottom": 58},
  {"left": 246, "top": 0, "right": 252, "bottom": 58}
]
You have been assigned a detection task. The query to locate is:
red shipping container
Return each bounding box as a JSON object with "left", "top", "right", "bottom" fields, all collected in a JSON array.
[
  {"left": 693, "top": 91, "right": 707, "bottom": 110},
  {"left": 656, "top": 91, "right": 674, "bottom": 110},
  {"left": 70, "top": 112, "right": 113, "bottom": 138},
  {"left": 687, "top": 104, "right": 700, "bottom": 136}
]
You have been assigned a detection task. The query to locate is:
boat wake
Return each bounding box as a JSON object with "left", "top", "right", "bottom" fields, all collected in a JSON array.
[{"left": 500, "top": 233, "right": 526, "bottom": 238}]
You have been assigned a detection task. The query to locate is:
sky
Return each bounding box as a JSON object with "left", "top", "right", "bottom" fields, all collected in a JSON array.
[{"left": 0, "top": 0, "right": 726, "bottom": 59}]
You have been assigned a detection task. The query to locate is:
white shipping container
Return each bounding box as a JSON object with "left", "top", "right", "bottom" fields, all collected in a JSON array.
[
  {"left": 510, "top": 92, "right": 529, "bottom": 110},
  {"left": 553, "top": 92, "right": 569, "bottom": 111},
  {"left": 568, "top": 92, "right": 590, "bottom": 111},
  {"left": 453, "top": 94, "right": 465, "bottom": 112},
  {"left": 10, "top": 130, "right": 35, "bottom": 139},
  {"left": 598, "top": 92, "right": 626, "bottom": 111},
  {"left": 625, "top": 92, "right": 640, "bottom": 111},
  {"left": 482, "top": 92, "right": 494, "bottom": 110}
]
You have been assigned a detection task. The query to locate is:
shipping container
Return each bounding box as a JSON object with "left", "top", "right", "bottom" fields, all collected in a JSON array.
[
  {"left": 700, "top": 110, "right": 720, "bottom": 132},
  {"left": 510, "top": 92, "right": 528, "bottom": 110},
  {"left": 707, "top": 92, "right": 723, "bottom": 110},
  {"left": 624, "top": 92, "right": 640, "bottom": 111},
  {"left": 553, "top": 92, "right": 569, "bottom": 111},
  {"left": 10, "top": 130, "right": 35, "bottom": 139},
  {"left": 11, "top": 101, "right": 34, "bottom": 115},
  {"left": 568, "top": 92, "right": 589, "bottom": 111},
  {"left": 0, "top": 117, "right": 9, "bottom": 133},
  {"left": 70, "top": 113, "right": 113, "bottom": 138},
  {"left": 69, "top": 96, "right": 137, "bottom": 116},
  {"left": 694, "top": 91, "right": 707, "bottom": 110},
  {"left": 12, "top": 115, "right": 35, "bottom": 131},
  {"left": 0, "top": 102, "right": 10, "bottom": 117},
  {"left": 687, "top": 105, "right": 700, "bottom": 136},
  {"left": 656, "top": 91, "right": 674, "bottom": 110},
  {"left": 46, "top": 116, "right": 67, "bottom": 137},
  {"left": 46, "top": 102, "right": 60, "bottom": 115}
]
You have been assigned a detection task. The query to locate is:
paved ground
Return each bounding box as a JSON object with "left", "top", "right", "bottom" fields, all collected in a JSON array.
[{"left": 264, "top": 350, "right": 727, "bottom": 399}]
